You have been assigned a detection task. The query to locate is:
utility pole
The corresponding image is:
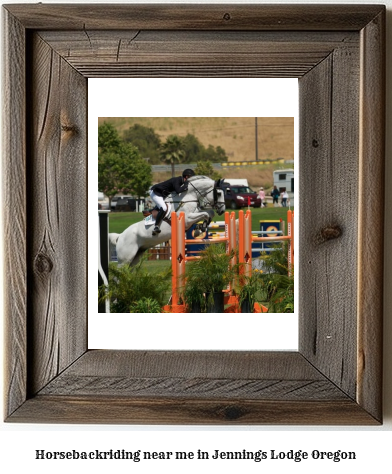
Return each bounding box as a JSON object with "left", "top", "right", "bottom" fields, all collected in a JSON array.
[{"left": 255, "top": 117, "right": 259, "bottom": 161}]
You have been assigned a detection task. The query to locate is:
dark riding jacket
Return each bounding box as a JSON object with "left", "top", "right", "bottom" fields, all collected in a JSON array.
[{"left": 151, "top": 176, "right": 188, "bottom": 197}]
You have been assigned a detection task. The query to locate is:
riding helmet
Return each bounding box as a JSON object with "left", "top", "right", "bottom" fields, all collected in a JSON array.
[{"left": 182, "top": 169, "right": 195, "bottom": 178}]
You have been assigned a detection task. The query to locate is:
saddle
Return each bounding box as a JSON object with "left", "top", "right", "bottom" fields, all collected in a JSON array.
[{"left": 143, "top": 204, "right": 172, "bottom": 227}]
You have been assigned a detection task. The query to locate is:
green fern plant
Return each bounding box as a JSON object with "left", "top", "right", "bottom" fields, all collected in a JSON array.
[
  {"left": 263, "top": 273, "right": 294, "bottom": 313},
  {"left": 130, "top": 297, "right": 163, "bottom": 313},
  {"left": 180, "top": 243, "right": 237, "bottom": 311},
  {"left": 257, "top": 243, "right": 294, "bottom": 313},
  {"left": 99, "top": 258, "right": 171, "bottom": 313},
  {"left": 237, "top": 269, "right": 264, "bottom": 311}
]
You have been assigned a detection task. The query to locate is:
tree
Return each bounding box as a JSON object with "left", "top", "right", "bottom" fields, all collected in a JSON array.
[
  {"left": 123, "top": 124, "right": 162, "bottom": 164},
  {"left": 98, "top": 122, "right": 122, "bottom": 154},
  {"left": 182, "top": 133, "right": 228, "bottom": 163},
  {"left": 205, "top": 144, "right": 228, "bottom": 163},
  {"left": 194, "top": 161, "right": 222, "bottom": 180},
  {"left": 160, "top": 135, "right": 186, "bottom": 177},
  {"left": 98, "top": 143, "right": 152, "bottom": 207},
  {"left": 182, "top": 133, "right": 205, "bottom": 163},
  {"left": 130, "top": 157, "right": 153, "bottom": 199}
]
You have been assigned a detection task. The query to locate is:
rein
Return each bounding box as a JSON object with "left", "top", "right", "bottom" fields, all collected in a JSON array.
[{"left": 187, "top": 180, "right": 217, "bottom": 209}]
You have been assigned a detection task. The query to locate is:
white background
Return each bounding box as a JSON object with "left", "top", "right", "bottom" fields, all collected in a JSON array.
[
  {"left": 89, "top": 77, "right": 299, "bottom": 351},
  {"left": 1, "top": 0, "right": 391, "bottom": 473}
]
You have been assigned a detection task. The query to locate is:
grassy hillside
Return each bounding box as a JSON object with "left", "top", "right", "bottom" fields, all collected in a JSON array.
[{"left": 98, "top": 117, "right": 294, "bottom": 163}]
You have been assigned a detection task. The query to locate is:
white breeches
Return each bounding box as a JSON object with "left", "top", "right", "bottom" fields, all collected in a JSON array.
[{"left": 149, "top": 190, "right": 168, "bottom": 211}]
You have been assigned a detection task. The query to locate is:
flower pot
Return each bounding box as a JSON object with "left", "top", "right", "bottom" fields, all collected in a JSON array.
[
  {"left": 206, "top": 292, "right": 225, "bottom": 313},
  {"left": 240, "top": 298, "right": 253, "bottom": 313},
  {"left": 190, "top": 300, "right": 202, "bottom": 313}
]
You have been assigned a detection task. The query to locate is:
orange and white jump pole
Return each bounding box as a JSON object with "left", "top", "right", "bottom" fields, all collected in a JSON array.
[
  {"left": 238, "top": 210, "right": 253, "bottom": 280},
  {"left": 170, "top": 211, "right": 236, "bottom": 312},
  {"left": 225, "top": 211, "right": 237, "bottom": 291},
  {"left": 240, "top": 209, "right": 294, "bottom": 277},
  {"left": 168, "top": 209, "right": 294, "bottom": 312},
  {"left": 171, "top": 211, "right": 186, "bottom": 309}
]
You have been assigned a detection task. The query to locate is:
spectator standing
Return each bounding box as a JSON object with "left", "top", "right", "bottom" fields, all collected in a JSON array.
[
  {"left": 271, "top": 186, "right": 280, "bottom": 206},
  {"left": 259, "top": 187, "right": 266, "bottom": 207},
  {"left": 281, "top": 189, "right": 289, "bottom": 207}
]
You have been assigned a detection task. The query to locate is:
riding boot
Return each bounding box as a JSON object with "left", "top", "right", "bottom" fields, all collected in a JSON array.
[{"left": 152, "top": 207, "right": 166, "bottom": 235}]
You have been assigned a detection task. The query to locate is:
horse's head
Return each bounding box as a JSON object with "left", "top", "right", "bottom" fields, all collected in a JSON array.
[
  {"left": 187, "top": 175, "right": 226, "bottom": 215},
  {"left": 212, "top": 179, "right": 226, "bottom": 215}
]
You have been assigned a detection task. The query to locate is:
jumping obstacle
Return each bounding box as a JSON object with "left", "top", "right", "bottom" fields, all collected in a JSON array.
[
  {"left": 239, "top": 209, "right": 294, "bottom": 278},
  {"left": 164, "top": 209, "right": 294, "bottom": 313}
]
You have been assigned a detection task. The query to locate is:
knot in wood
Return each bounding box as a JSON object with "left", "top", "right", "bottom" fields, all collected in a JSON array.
[
  {"left": 223, "top": 12, "right": 231, "bottom": 21},
  {"left": 61, "top": 124, "right": 77, "bottom": 134},
  {"left": 34, "top": 252, "right": 53, "bottom": 275},
  {"left": 312, "top": 139, "right": 319, "bottom": 148},
  {"left": 314, "top": 225, "right": 342, "bottom": 245},
  {"left": 223, "top": 405, "right": 244, "bottom": 420}
]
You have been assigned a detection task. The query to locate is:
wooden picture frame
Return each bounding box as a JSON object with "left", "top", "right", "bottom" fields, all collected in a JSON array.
[{"left": 3, "top": 4, "right": 385, "bottom": 424}]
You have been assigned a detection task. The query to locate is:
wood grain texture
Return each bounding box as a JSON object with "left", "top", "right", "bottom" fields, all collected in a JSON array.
[
  {"left": 37, "top": 351, "right": 347, "bottom": 400},
  {"left": 39, "top": 377, "right": 346, "bottom": 400},
  {"left": 2, "top": 3, "right": 385, "bottom": 425},
  {"left": 10, "top": 396, "right": 378, "bottom": 425},
  {"left": 27, "top": 33, "right": 87, "bottom": 396},
  {"left": 2, "top": 8, "right": 27, "bottom": 419},
  {"left": 51, "top": 350, "right": 332, "bottom": 379},
  {"left": 357, "top": 9, "right": 385, "bottom": 421},
  {"left": 38, "top": 30, "right": 358, "bottom": 78},
  {"left": 298, "top": 42, "right": 360, "bottom": 399},
  {"left": 4, "top": 4, "right": 384, "bottom": 31}
]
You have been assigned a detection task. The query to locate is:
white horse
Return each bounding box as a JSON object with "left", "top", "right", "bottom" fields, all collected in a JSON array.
[{"left": 109, "top": 176, "right": 226, "bottom": 265}]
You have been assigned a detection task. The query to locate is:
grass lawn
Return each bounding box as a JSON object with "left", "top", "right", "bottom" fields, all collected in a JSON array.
[
  {"left": 109, "top": 205, "right": 294, "bottom": 234},
  {"left": 109, "top": 212, "right": 142, "bottom": 234},
  {"left": 143, "top": 260, "right": 172, "bottom": 273}
]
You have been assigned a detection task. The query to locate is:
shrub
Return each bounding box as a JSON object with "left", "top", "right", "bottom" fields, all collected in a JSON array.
[
  {"left": 262, "top": 273, "right": 294, "bottom": 313},
  {"left": 180, "top": 243, "right": 237, "bottom": 311},
  {"left": 130, "top": 297, "right": 163, "bottom": 313},
  {"left": 257, "top": 243, "right": 294, "bottom": 313},
  {"left": 99, "top": 259, "right": 171, "bottom": 313}
]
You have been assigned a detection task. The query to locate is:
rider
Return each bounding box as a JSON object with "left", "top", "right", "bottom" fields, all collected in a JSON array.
[{"left": 149, "top": 169, "right": 195, "bottom": 235}]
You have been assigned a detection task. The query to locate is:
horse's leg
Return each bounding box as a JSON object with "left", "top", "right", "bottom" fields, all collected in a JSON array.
[
  {"left": 117, "top": 247, "right": 138, "bottom": 266},
  {"left": 185, "top": 211, "right": 210, "bottom": 227},
  {"left": 193, "top": 217, "right": 213, "bottom": 236},
  {"left": 200, "top": 216, "right": 212, "bottom": 232},
  {"left": 130, "top": 248, "right": 148, "bottom": 266},
  {"left": 185, "top": 210, "right": 214, "bottom": 236},
  {"left": 185, "top": 211, "right": 209, "bottom": 237},
  {"left": 116, "top": 235, "right": 140, "bottom": 266},
  {"left": 108, "top": 233, "right": 120, "bottom": 258}
]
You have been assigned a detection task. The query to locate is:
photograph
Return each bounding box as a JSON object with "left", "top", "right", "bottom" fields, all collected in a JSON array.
[{"left": 98, "top": 117, "right": 295, "bottom": 315}]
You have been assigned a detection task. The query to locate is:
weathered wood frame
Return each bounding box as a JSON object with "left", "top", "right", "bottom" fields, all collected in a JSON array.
[{"left": 3, "top": 4, "right": 385, "bottom": 424}]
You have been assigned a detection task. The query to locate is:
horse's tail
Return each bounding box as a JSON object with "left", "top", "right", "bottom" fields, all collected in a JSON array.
[{"left": 108, "top": 233, "right": 120, "bottom": 255}]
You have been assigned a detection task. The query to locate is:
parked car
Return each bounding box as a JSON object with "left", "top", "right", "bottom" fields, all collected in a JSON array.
[
  {"left": 223, "top": 183, "right": 262, "bottom": 209},
  {"left": 110, "top": 196, "right": 132, "bottom": 210},
  {"left": 116, "top": 197, "right": 137, "bottom": 212}
]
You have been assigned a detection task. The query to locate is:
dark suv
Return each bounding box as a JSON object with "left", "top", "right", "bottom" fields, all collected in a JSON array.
[{"left": 223, "top": 183, "right": 262, "bottom": 209}]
